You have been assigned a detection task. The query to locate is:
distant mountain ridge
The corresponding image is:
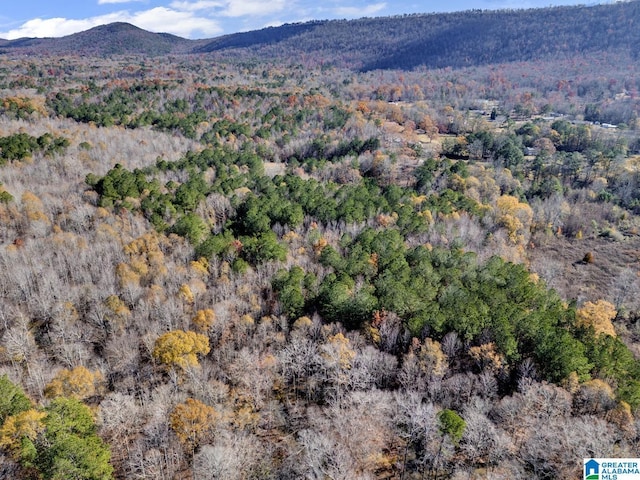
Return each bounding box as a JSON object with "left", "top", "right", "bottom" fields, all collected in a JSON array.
[
  {"left": 0, "top": 22, "right": 194, "bottom": 56},
  {"left": 198, "top": 2, "right": 640, "bottom": 70},
  {"left": 1, "top": 1, "right": 639, "bottom": 69}
]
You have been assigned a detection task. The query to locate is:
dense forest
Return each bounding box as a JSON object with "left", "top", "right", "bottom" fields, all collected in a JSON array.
[
  {"left": 196, "top": 1, "right": 640, "bottom": 71},
  {"left": 1, "top": 3, "right": 640, "bottom": 479}
]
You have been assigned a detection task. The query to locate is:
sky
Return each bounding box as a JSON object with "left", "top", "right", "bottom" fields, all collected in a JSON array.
[{"left": 0, "top": 0, "right": 609, "bottom": 40}]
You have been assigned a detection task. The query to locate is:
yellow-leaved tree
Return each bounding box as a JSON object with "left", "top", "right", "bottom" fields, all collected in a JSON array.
[
  {"left": 44, "top": 366, "right": 105, "bottom": 400},
  {"left": 117, "top": 233, "right": 168, "bottom": 290},
  {"left": 495, "top": 194, "right": 533, "bottom": 245},
  {"left": 103, "top": 294, "right": 131, "bottom": 332},
  {"left": 21, "top": 191, "right": 49, "bottom": 223},
  {"left": 321, "top": 333, "right": 356, "bottom": 371},
  {"left": 468, "top": 342, "right": 505, "bottom": 374},
  {"left": 169, "top": 398, "right": 218, "bottom": 454},
  {"left": 418, "top": 338, "right": 449, "bottom": 378},
  {"left": 191, "top": 309, "right": 216, "bottom": 332},
  {"left": 152, "top": 330, "right": 210, "bottom": 370},
  {"left": 0, "top": 409, "right": 46, "bottom": 459},
  {"left": 575, "top": 299, "right": 617, "bottom": 337}
]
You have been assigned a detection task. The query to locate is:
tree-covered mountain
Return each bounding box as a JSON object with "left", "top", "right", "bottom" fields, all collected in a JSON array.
[
  {"left": 0, "top": 22, "right": 195, "bottom": 56},
  {"left": 1, "top": 1, "right": 639, "bottom": 68},
  {"left": 198, "top": 1, "right": 640, "bottom": 70}
]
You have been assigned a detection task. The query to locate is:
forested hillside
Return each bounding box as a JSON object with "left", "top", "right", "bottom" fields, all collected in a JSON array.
[
  {"left": 1, "top": 6, "right": 640, "bottom": 479},
  {"left": 0, "top": 22, "right": 195, "bottom": 57},
  {"left": 1, "top": 1, "right": 639, "bottom": 70},
  {"left": 197, "top": 1, "right": 640, "bottom": 70}
]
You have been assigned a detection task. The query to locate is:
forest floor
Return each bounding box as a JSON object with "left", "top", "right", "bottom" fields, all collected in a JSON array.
[
  {"left": 530, "top": 233, "right": 640, "bottom": 301},
  {"left": 529, "top": 232, "right": 640, "bottom": 352}
]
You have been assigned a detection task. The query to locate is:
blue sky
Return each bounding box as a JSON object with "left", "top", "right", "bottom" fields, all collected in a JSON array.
[{"left": 0, "top": 0, "right": 608, "bottom": 40}]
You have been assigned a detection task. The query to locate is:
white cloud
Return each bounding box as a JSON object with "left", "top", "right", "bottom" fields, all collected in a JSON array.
[
  {"left": 222, "top": 0, "right": 289, "bottom": 17},
  {"left": 262, "top": 20, "right": 286, "bottom": 28},
  {"left": 0, "top": 8, "right": 222, "bottom": 40},
  {"left": 0, "top": 17, "right": 105, "bottom": 39},
  {"left": 0, "top": 0, "right": 306, "bottom": 40},
  {"left": 334, "top": 2, "right": 387, "bottom": 17},
  {"left": 169, "top": 1, "right": 224, "bottom": 11},
  {"left": 132, "top": 7, "right": 222, "bottom": 36},
  {"left": 168, "top": 0, "right": 289, "bottom": 17}
]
